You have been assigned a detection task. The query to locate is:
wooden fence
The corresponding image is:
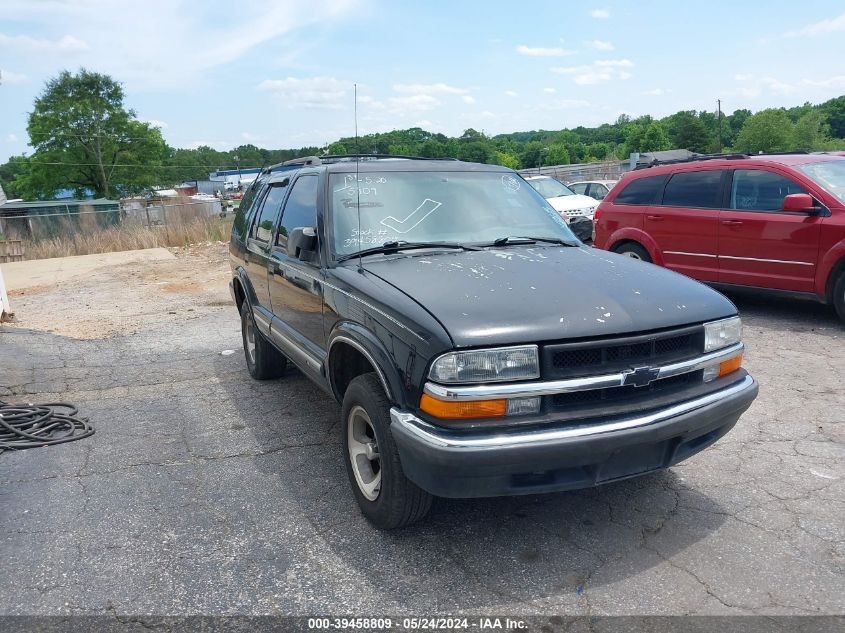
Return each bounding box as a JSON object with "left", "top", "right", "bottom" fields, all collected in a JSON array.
[{"left": 0, "top": 239, "right": 24, "bottom": 263}]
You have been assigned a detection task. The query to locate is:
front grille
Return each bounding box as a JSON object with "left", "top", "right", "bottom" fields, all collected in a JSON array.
[
  {"left": 544, "top": 325, "right": 703, "bottom": 379},
  {"left": 550, "top": 371, "right": 701, "bottom": 409}
]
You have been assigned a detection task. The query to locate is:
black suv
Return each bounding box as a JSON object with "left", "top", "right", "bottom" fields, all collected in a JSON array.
[{"left": 229, "top": 155, "right": 759, "bottom": 529}]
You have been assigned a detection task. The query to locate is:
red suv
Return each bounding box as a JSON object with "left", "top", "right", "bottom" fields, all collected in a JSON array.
[{"left": 594, "top": 154, "right": 845, "bottom": 321}]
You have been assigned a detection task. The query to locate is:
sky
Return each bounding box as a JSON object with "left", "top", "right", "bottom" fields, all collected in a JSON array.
[{"left": 1, "top": 0, "right": 845, "bottom": 162}]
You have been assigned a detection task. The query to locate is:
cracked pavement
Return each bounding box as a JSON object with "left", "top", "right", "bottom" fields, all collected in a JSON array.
[{"left": 0, "top": 245, "right": 844, "bottom": 616}]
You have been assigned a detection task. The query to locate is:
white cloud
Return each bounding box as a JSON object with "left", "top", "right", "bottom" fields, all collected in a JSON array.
[
  {"left": 590, "top": 8, "right": 610, "bottom": 18},
  {"left": 543, "top": 87, "right": 557, "bottom": 93},
  {"left": 731, "top": 73, "right": 845, "bottom": 99},
  {"left": 388, "top": 94, "right": 440, "bottom": 113},
  {"left": 641, "top": 88, "right": 672, "bottom": 96},
  {"left": 504, "top": 90, "right": 518, "bottom": 97},
  {"left": 590, "top": 39, "right": 614, "bottom": 51},
  {"left": 551, "top": 59, "right": 634, "bottom": 85},
  {"left": 258, "top": 76, "right": 352, "bottom": 109},
  {"left": 461, "top": 95, "right": 476, "bottom": 104},
  {"left": 6, "top": 133, "right": 17, "bottom": 143},
  {"left": 142, "top": 119, "right": 168, "bottom": 129},
  {"left": 516, "top": 45, "right": 576, "bottom": 57},
  {"left": 804, "top": 75, "right": 845, "bottom": 89},
  {"left": 785, "top": 12, "right": 845, "bottom": 37},
  {"left": 393, "top": 82, "right": 468, "bottom": 95},
  {"left": 0, "top": 33, "right": 88, "bottom": 53},
  {"left": 0, "top": 69, "right": 27, "bottom": 84},
  {"left": 0, "top": 0, "right": 358, "bottom": 90},
  {"left": 187, "top": 139, "right": 232, "bottom": 150}
]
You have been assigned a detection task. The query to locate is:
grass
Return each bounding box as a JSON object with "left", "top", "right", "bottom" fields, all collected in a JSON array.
[{"left": 18, "top": 199, "right": 234, "bottom": 260}]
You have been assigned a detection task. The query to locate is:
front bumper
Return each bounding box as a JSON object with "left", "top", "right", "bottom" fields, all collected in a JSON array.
[{"left": 390, "top": 375, "right": 758, "bottom": 498}]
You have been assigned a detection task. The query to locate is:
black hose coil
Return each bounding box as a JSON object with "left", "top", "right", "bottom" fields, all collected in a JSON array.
[{"left": 0, "top": 400, "right": 94, "bottom": 451}]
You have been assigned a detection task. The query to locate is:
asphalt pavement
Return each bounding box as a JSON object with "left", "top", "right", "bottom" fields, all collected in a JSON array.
[{"left": 1, "top": 286, "right": 843, "bottom": 618}]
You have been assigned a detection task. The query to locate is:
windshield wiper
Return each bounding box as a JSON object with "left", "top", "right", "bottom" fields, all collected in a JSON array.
[
  {"left": 337, "top": 240, "right": 481, "bottom": 262},
  {"left": 488, "top": 236, "right": 580, "bottom": 247}
]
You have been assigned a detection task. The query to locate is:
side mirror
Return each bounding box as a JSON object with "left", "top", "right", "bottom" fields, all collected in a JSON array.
[
  {"left": 782, "top": 193, "right": 815, "bottom": 213},
  {"left": 288, "top": 227, "right": 317, "bottom": 260}
]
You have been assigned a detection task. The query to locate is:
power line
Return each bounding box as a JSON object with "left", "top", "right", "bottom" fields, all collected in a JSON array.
[{"left": 29, "top": 161, "right": 265, "bottom": 170}]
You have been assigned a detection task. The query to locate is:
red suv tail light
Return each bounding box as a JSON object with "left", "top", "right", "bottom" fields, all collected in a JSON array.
[{"left": 594, "top": 207, "right": 603, "bottom": 222}]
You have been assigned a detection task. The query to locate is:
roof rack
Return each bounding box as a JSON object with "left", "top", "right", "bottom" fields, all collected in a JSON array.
[
  {"left": 317, "top": 154, "right": 457, "bottom": 164},
  {"left": 261, "top": 154, "right": 456, "bottom": 175},
  {"left": 634, "top": 153, "right": 749, "bottom": 170}
]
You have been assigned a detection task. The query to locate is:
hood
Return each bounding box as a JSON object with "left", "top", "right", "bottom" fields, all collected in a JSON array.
[
  {"left": 362, "top": 246, "right": 736, "bottom": 347},
  {"left": 546, "top": 194, "right": 598, "bottom": 213}
]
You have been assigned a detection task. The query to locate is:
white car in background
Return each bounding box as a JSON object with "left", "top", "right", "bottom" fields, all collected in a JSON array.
[
  {"left": 524, "top": 175, "right": 599, "bottom": 221},
  {"left": 567, "top": 179, "right": 618, "bottom": 201}
]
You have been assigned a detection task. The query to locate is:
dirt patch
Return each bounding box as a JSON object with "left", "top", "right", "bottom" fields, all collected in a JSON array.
[{"left": 6, "top": 242, "right": 233, "bottom": 339}]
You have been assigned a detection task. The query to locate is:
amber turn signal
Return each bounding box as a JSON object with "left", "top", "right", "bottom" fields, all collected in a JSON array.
[
  {"left": 419, "top": 393, "right": 507, "bottom": 419},
  {"left": 718, "top": 354, "right": 743, "bottom": 377}
]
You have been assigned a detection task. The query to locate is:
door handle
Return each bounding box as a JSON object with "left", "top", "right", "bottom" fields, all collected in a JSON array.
[
  {"left": 646, "top": 214, "right": 663, "bottom": 221},
  {"left": 270, "top": 262, "right": 285, "bottom": 277},
  {"left": 721, "top": 219, "right": 743, "bottom": 226}
]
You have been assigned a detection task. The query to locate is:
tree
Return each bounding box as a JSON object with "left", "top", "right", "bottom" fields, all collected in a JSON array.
[
  {"left": 22, "top": 69, "right": 167, "bottom": 199},
  {"left": 457, "top": 141, "right": 493, "bottom": 163},
  {"left": 665, "top": 112, "right": 713, "bottom": 153},
  {"left": 820, "top": 96, "right": 845, "bottom": 139},
  {"left": 0, "top": 155, "right": 29, "bottom": 199},
  {"left": 793, "top": 110, "right": 829, "bottom": 150},
  {"left": 493, "top": 151, "right": 521, "bottom": 169},
  {"left": 734, "top": 109, "right": 794, "bottom": 153},
  {"left": 641, "top": 122, "right": 671, "bottom": 152},
  {"left": 545, "top": 143, "right": 570, "bottom": 166}
]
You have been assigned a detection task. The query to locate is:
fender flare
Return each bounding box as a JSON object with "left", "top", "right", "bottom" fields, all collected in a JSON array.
[
  {"left": 817, "top": 238, "right": 845, "bottom": 300},
  {"left": 606, "top": 227, "right": 664, "bottom": 266},
  {"left": 232, "top": 266, "right": 257, "bottom": 308},
  {"left": 326, "top": 321, "right": 406, "bottom": 407}
]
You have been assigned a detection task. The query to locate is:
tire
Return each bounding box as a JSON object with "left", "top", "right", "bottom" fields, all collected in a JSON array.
[
  {"left": 240, "top": 302, "right": 286, "bottom": 380},
  {"left": 613, "top": 242, "right": 652, "bottom": 263},
  {"left": 833, "top": 271, "right": 845, "bottom": 323},
  {"left": 341, "top": 373, "right": 432, "bottom": 529}
]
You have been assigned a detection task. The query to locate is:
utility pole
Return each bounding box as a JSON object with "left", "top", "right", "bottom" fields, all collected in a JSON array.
[{"left": 717, "top": 99, "right": 723, "bottom": 153}]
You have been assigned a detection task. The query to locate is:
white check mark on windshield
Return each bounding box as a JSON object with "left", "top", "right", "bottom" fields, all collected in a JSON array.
[{"left": 380, "top": 199, "right": 442, "bottom": 234}]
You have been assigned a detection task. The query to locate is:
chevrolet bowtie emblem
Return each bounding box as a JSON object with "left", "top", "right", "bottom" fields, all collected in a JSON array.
[{"left": 623, "top": 366, "right": 661, "bottom": 388}]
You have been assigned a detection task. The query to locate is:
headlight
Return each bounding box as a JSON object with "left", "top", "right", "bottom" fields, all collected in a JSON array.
[
  {"left": 703, "top": 316, "right": 742, "bottom": 352},
  {"left": 428, "top": 345, "right": 540, "bottom": 384}
]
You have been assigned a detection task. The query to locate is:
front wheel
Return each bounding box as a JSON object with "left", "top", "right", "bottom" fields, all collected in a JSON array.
[
  {"left": 341, "top": 373, "right": 432, "bottom": 529},
  {"left": 613, "top": 242, "right": 652, "bottom": 263},
  {"left": 240, "top": 302, "right": 286, "bottom": 380}
]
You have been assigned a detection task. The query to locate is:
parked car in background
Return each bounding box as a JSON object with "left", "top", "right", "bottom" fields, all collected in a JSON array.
[
  {"left": 593, "top": 154, "right": 845, "bottom": 321},
  {"left": 524, "top": 175, "right": 599, "bottom": 221},
  {"left": 569, "top": 179, "right": 618, "bottom": 201},
  {"left": 229, "top": 155, "right": 757, "bottom": 528}
]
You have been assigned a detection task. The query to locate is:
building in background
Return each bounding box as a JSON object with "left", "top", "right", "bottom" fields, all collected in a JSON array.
[{"left": 208, "top": 167, "right": 262, "bottom": 190}]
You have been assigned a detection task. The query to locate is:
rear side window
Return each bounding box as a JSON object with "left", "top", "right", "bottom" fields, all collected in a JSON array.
[
  {"left": 730, "top": 169, "right": 806, "bottom": 211},
  {"left": 662, "top": 170, "right": 724, "bottom": 209},
  {"left": 614, "top": 175, "right": 667, "bottom": 205},
  {"left": 277, "top": 175, "right": 319, "bottom": 251},
  {"left": 251, "top": 184, "right": 288, "bottom": 243},
  {"left": 232, "top": 182, "right": 265, "bottom": 241}
]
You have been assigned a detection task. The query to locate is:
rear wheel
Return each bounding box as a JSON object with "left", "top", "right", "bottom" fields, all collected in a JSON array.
[
  {"left": 613, "top": 242, "right": 652, "bottom": 263},
  {"left": 341, "top": 373, "right": 432, "bottom": 529},
  {"left": 240, "top": 302, "right": 286, "bottom": 380},
  {"left": 833, "top": 271, "right": 845, "bottom": 323}
]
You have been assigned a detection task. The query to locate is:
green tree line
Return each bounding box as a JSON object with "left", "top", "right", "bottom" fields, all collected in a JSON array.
[{"left": 2, "top": 69, "right": 844, "bottom": 201}]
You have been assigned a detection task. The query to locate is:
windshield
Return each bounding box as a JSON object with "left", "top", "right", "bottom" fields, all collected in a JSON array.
[
  {"left": 527, "top": 177, "right": 575, "bottom": 199},
  {"left": 795, "top": 160, "right": 845, "bottom": 204},
  {"left": 330, "top": 171, "right": 577, "bottom": 257}
]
